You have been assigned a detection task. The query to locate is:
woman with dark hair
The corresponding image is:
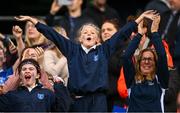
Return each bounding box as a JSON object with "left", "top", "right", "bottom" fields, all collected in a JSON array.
[
  {"left": 123, "top": 14, "right": 169, "bottom": 112},
  {"left": 0, "top": 58, "right": 71, "bottom": 112}
]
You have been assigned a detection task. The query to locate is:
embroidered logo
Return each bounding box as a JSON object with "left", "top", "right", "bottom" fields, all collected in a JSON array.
[
  {"left": 93, "top": 55, "right": 99, "bottom": 61},
  {"left": 0, "top": 77, "right": 6, "bottom": 85},
  {"left": 37, "top": 93, "right": 45, "bottom": 100},
  {"left": 148, "top": 81, "right": 154, "bottom": 86}
]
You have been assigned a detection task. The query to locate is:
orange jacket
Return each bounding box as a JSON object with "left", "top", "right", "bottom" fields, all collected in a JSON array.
[{"left": 117, "top": 67, "right": 128, "bottom": 99}]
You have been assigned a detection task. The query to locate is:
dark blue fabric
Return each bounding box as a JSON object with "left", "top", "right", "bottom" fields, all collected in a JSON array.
[
  {"left": 70, "top": 93, "right": 107, "bottom": 112},
  {"left": 0, "top": 83, "right": 71, "bottom": 112},
  {"left": 0, "top": 84, "right": 56, "bottom": 112},
  {"left": 35, "top": 21, "right": 137, "bottom": 95},
  {"left": 35, "top": 20, "right": 137, "bottom": 112},
  {"left": 123, "top": 32, "right": 169, "bottom": 112}
]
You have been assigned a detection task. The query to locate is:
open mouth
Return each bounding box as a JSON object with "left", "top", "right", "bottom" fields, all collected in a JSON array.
[
  {"left": 25, "top": 75, "right": 31, "bottom": 80},
  {"left": 87, "top": 37, "right": 92, "bottom": 41}
]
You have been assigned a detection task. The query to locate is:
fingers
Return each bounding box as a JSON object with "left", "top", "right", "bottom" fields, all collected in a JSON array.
[
  {"left": 14, "top": 16, "right": 23, "bottom": 21},
  {"left": 0, "top": 32, "right": 5, "bottom": 39},
  {"left": 12, "top": 25, "right": 22, "bottom": 33},
  {"left": 152, "top": 13, "right": 160, "bottom": 20},
  {"left": 142, "top": 10, "right": 159, "bottom": 20},
  {"left": 14, "top": 16, "right": 30, "bottom": 21},
  {"left": 9, "top": 44, "right": 17, "bottom": 54},
  {"left": 143, "top": 10, "right": 156, "bottom": 15},
  {"left": 35, "top": 47, "right": 44, "bottom": 57}
]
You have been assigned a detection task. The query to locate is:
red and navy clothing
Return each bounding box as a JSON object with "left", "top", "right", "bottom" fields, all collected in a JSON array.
[{"left": 123, "top": 33, "right": 169, "bottom": 112}]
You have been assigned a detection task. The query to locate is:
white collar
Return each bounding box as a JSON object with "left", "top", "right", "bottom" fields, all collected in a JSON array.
[
  {"left": 81, "top": 45, "right": 97, "bottom": 54},
  {"left": 26, "top": 84, "right": 37, "bottom": 92},
  {"left": 0, "top": 69, "right": 3, "bottom": 73}
]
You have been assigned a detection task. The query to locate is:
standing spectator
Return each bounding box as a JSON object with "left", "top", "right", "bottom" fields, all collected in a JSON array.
[
  {"left": 43, "top": 26, "right": 69, "bottom": 86},
  {"left": 101, "top": 19, "right": 127, "bottom": 112},
  {"left": 122, "top": 14, "right": 169, "bottom": 112},
  {"left": 83, "top": 0, "right": 122, "bottom": 27},
  {"left": 14, "top": 10, "right": 154, "bottom": 111},
  {"left": 46, "top": 0, "right": 93, "bottom": 42},
  {"left": 145, "top": 0, "right": 170, "bottom": 14},
  {"left": 145, "top": 0, "right": 180, "bottom": 59},
  {"left": 25, "top": 18, "right": 49, "bottom": 48}
]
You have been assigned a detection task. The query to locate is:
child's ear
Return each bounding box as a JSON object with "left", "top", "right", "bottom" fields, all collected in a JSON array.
[{"left": 79, "top": 37, "right": 82, "bottom": 43}]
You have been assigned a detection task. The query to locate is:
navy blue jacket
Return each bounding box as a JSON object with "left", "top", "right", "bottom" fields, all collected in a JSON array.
[
  {"left": 35, "top": 21, "right": 137, "bottom": 95},
  {"left": 0, "top": 83, "right": 71, "bottom": 112},
  {"left": 123, "top": 33, "right": 169, "bottom": 112}
]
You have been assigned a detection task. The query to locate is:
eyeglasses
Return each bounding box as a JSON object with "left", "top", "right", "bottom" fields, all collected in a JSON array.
[{"left": 140, "top": 57, "right": 154, "bottom": 62}]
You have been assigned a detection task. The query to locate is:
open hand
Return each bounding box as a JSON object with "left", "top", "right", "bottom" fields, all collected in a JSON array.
[
  {"left": 151, "top": 14, "right": 161, "bottom": 33},
  {"left": 14, "top": 16, "right": 38, "bottom": 25}
]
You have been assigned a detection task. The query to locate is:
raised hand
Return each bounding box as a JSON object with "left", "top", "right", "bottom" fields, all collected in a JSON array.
[
  {"left": 50, "top": 0, "right": 62, "bottom": 15},
  {"left": 138, "top": 20, "right": 147, "bottom": 35},
  {"left": 135, "top": 10, "right": 157, "bottom": 24},
  {"left": 151, "top": 14, "right": 161, "bottom": 33},
  {"left": 8, "top": 42, "right": 17, "bottom": 54},
  {"left": 35, "top": 47, "right": 44, "bottom": 57},
  {"left": 14, "top": 16, "right": 38, "bottom": 25},
  {"left": 12, "top": 25, "right": 23, "bottom": 39}
]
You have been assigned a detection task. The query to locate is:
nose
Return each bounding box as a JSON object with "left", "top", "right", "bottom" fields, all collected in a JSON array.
[{"left": 144, "top": 59, "right": 149, "bottom": 63}]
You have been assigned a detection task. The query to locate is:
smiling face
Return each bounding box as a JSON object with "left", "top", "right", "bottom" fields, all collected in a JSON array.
[
  {"left": 140, "top": 51, "right": 156, "bottom": 76},
  {"left": 101, "top": 22, "right": 118, "bottom": 41},
  {"left": 79, "top": 24, "right": 100, "bottom": 48}
]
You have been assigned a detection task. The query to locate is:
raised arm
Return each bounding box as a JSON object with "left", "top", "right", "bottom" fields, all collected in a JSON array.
[
  {"left": 15, "top": 16, "right": 74, "bottom": 58},
  {"left": 122, "top": 12, "right": 158, "bottom": 88},
  {"left": 103, "top": 10, "right": 157, "bottom": 57},
  {"left": 12, "top": 25, "right": 25, "bottom": 57},
  {"left": 150, "top": 15, "right": 169, "bottom": 88},
  {"left": 46, "top": 0, "right": 62, "bottom": 26}
]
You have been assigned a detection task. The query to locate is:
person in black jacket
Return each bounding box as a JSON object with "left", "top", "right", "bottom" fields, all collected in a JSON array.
[
  {"left": 145, "top": 0, "right": 180, "bottom": 63},
  {"left": 46, "top": 0, "right": 93, "bottom": 42},
  {"left": 0, "top": 59, "right": 71, "bottom": 112},
  {"left": 83, "top": 0, "right": 122, "bottom": 27}
]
